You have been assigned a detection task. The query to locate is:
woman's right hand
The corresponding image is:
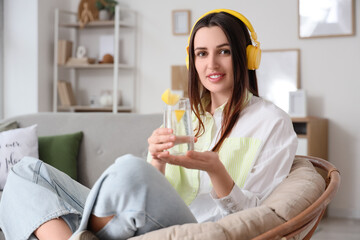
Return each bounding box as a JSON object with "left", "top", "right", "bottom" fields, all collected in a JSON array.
[{"left": 147, "top": 128, "right": 175, "bottom": 172}]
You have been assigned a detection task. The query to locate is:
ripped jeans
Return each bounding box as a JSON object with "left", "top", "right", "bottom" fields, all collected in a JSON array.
[{"left": 0, "top": 154, "right": 197, "bottom": 240}]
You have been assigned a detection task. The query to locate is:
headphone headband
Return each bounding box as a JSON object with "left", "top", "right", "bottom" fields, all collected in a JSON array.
[{"left": 186, "top": 9, "right": 261, "bottom": 70}]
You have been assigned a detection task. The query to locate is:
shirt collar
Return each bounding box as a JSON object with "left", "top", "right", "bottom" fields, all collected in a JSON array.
[{"left": 201, "top": 91, "right": 253, "bottom": 114}]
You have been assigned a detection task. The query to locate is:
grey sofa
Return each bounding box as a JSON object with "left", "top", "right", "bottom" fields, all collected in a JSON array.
[{"left": 0, "top": 113, "right": 331, "bottom": 240}]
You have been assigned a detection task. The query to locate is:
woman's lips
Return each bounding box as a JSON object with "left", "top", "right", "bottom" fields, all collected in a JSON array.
[{"left": 207, "top": 73, "right": 225, "bottom": 82}]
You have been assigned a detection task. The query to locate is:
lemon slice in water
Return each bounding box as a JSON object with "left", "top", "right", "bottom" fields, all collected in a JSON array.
[
  {"left": 161, "top": 89, "right": 180, "bottom": 106},
  {"left": 174, "top": 110, "right": 185, "bottom": 122}
]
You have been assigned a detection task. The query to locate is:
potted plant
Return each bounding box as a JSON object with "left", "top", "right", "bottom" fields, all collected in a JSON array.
[{"left": 95, "top": 0, "right": 118, "bottom": 20}]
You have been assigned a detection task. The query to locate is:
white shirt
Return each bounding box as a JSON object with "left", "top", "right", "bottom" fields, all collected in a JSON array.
[{"left": 189, "top": 96, "right": 298, "bottom": 222}]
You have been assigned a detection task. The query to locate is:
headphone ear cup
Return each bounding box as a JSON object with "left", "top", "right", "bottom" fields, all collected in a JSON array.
[{"left": 246, "top": 45, "right": 261, "bottom": 70}]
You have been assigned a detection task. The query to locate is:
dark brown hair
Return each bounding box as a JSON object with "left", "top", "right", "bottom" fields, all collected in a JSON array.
[{"left": 188, "top": 12, "right": 259, "bottom": 152}]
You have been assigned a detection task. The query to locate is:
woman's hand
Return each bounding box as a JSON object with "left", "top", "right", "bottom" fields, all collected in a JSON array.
[
  {"left": 148, "top": 128, "right": 198, "bottom": 174},
  {"left": 147, "top": 128, "right": 175, "bottom": 173},
  {"left": 158, "top": 151, "right": 234, "bottom": 198},
  {"left": 157, "top": 151, "right": 219, "bottom": 173},
  {"left": 148, "top": 128, "right": 175, "bottom": 160}
]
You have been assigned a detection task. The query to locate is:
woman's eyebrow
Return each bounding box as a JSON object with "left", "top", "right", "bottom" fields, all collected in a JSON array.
[
  {"left": 194, "top": 43, "right": 229, "bottom": 51},
  {"left": 194, "top": 47, "right": 207, "bottom": 51},
  {"left": 216, "top": 43, "right": 230, "bottom": 48}
]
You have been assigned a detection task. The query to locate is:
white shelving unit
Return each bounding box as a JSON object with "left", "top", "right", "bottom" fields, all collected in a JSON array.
[{"left": 53, "top": 6, "right": 136, "bottom": 113}]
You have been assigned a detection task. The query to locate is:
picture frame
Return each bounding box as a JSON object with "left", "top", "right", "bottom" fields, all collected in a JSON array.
[
  {"left": 289, "top": 89, "right": 307, "bottom": 117},
  {"left": 172, "top": 10, "right": 191, "bottom": 35},
  {"left": 298, "top": 0, "right": 355, "bottom": 38},
  {"left": 256, "top": 49, "right": 301, "bottom": 113}
]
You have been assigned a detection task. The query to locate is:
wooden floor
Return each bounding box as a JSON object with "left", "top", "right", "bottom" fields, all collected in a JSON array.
[{"left": 311, "top": 217, "right": 360, "bottom": 240}]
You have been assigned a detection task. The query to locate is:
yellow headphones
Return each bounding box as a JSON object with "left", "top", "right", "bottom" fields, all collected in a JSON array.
[{"left": 186, "top": 9, "right": 261, "bottom": 70}]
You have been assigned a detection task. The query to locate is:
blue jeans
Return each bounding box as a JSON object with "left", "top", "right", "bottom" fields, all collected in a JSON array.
[{"left": 0, "top": 154, "right": 197, "bottom": 240}]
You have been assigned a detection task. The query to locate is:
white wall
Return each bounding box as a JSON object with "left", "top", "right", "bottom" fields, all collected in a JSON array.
[
  {"left": 4, "top": 0, "right": 38, "bottom": 117},
  {"left": 3, "top": 0, "right": 72, "bottom": 118},
  {"left": 2, "top": 0, "right": 360, "bottom": 218}
]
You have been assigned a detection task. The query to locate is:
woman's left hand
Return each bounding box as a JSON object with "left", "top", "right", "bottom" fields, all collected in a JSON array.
[
  {"left": 157, "top": 150, "right": 235, "bottom": 198},
  {"left": 157, "top": 150, "right": 221, "bottom": 174}
]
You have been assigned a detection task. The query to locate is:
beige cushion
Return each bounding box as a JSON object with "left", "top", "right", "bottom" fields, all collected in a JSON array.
[
  {"left": 262, "top": 157, "right": 326, "bottom": 221},
  {"left": 217, "top": 205, "right": 285, "bottom": 239},
  {"left": 130, "top": 206, "right": 283, "bottom": 240},
  {"left": 129, "top": 222, "right": 228, "bottom": 240}
]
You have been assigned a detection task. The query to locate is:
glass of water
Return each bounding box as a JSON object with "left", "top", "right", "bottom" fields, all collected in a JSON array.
[{"left": 164, "top": 98, "right": 194, "bottom": 155}]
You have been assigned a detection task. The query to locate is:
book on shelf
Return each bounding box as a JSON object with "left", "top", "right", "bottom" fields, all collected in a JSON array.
[
  {"left": 57, "top": 40, "right": 72, "bottom": 65},
  {"left": 57, "top": 80, "right": 77, "bottom": 106}
]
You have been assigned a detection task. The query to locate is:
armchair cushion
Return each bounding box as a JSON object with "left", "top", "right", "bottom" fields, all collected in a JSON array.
[{"left": 261, "top": 157, "right": 326, "bottom": 221}]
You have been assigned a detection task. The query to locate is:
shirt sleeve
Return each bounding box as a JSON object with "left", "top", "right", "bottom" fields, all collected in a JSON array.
[{"left": 211, "top": 116, "right": 298, "bottom": 214}]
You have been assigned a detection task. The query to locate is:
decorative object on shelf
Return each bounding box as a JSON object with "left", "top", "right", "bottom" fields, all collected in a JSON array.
[
  {"left": 99, "top": 90, "right": 113, "bottom": 106},
  {"left": 66, "top": 46, "right": 96, "bottom": 66},
  {"left": 172, "top": 10, "right": 191, "bottom": 35},
  {"left": 299, "top": 0, "right": 355, "bottom": 38},
  {"left": 256, "top": 49, "right": 300, "bottom": 113},
  {"left": 289, "top": 89, "right": 307, "bottom": 117},
  {"left": 57, "top": 81, "right": 77, "bottom": 106},
  {"left": 89, "top": 95, "right": 97, "bottom": 107},
  {"left": 99, "top": 34, "right": 116, "bottom": 62},
  {"left": 95, "top": 0, "right": 118, "bottom": 20},
  {"left": 76, "top": 45, "right": 87, "bottom": 58},
  {"left": 99, "top": 90, "right": 121, "bottom": 106},
  {"left": 78, "top": 0, "right": 98, "bottom": 28},
  {"left": 57, "top": 40, "right": 73, "bottom": 65},
  {"left": 98, "top": 9, "right": 110, "bottom": 21},
  {"left": 99, "top": 54, "right": 114, "bottom": 64}
]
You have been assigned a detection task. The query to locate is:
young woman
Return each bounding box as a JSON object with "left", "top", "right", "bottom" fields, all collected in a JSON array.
[{"left": 0, "top": 9, "right": 297, "bottom": 240}]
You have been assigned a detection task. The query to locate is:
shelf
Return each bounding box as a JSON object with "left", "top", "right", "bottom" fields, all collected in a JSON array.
[
  {"left": 54, "top": 6, "right": 136, "bottom": 114},
  {"left": 59, "top": 20, "right": 134, "bottom": 29},
  {"left": 59, "top": 63, "right": 134, "bottom": 69},
  {"left": 58, "top": 105, "right": 132, "bottom": 112}
]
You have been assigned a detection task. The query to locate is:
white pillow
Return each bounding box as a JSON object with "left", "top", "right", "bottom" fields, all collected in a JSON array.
[{"left": 0, "top": 125, "right": 38, "bottom": 190}]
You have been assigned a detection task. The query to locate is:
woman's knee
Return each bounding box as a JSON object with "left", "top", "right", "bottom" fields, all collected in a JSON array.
[
  {"left": 104, "top": 154, "right": 161, "bottom": 189},
  {"left": 9, "top": 156, "right": 42, "bottom": 180},
  {"left": 114, "top": 154, "right": 153, "bottom": 176}
]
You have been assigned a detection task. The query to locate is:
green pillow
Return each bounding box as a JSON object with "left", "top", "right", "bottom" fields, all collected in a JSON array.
[
  {"left": 0, "top": 121, "right": 18, "bottom": 132},
  {"left": 38, "top": 132, "right": 83, "bottom": 180}
]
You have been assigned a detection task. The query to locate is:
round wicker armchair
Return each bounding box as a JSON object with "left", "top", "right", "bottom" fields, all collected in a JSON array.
[{"left": 254, "top": 155, "right": 341, "bottom": 240}]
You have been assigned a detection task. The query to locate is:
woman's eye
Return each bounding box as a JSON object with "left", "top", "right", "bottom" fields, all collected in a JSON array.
[
  {"left": 220, "top": 49, "right": 231, "bottom": 55},
  {"left": 196, "top": 51, "right": 207, "bottom": 57}
]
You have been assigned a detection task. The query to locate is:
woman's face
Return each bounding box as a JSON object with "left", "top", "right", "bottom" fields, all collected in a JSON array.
[{"left": 194, "top": 26, "right": 234, "bottom": 99}]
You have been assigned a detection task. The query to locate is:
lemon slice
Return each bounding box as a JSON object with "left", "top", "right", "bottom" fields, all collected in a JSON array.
[
  {"left": 161, "top": 89, "right": 180, "bottom": 106},
  {"left": 174, "top": 110, "right": 185, "bottom": 122}
]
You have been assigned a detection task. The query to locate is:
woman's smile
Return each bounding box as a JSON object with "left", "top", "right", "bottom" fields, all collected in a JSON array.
[{"left": 207, "top": 72, "right": 226, "bottom": 83}]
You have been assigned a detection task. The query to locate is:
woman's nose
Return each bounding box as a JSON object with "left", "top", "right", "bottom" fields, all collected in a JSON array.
[{"left": 207, "top": 54, "right": 219, "bottom": 69}]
